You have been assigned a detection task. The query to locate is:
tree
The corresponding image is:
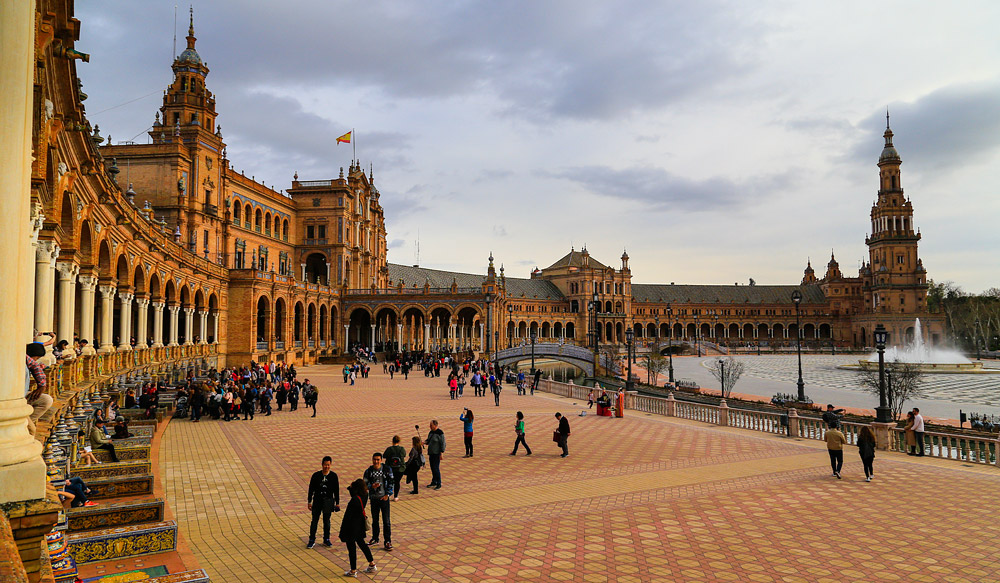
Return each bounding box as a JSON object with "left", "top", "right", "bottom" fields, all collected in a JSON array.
[
  {"left": 708, "top": 357, "right": 746, "bottom": 399},
  {"left": 644, "top": 350, "right": 669, "bottom": 386},
  {"left": 856, "top": 360, "right": 926, "bottom": 421}
]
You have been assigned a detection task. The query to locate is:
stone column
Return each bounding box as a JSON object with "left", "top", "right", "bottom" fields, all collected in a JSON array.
[
  {"left": 0, "top": 0, "right": 47, "bottom": 503},
  {"left": 117, "top": 291, "right": 133, "bottom": 350},
  {"left": 397, "top": 323, "right": 403, "bottom": 351},
  {"left": 33, "top": 240, "right": 59, "bottom": 362},
  {"left": 135, "top": 298, "right": 150, "bottom": 347},
  {"left": 479, "top": 322, "right": 485, "bottom": 352},
  {"left": 168, "top": 306, "right": 180, "bottom": 346},
  {"left": 55, "top": 262, "right": 79, "bottom": 343},
  {"left": 97, "top": 285, "right": 116, "bottom": 352},
  {"left": 370, "top": 324, "right": 375, "bottom": 352},
  {"left": 343, "top": 324, "right": 349, "bottom": 350},
  {"left": 151, "top": 302, "right": 165, "bottom": 347},
  {"left": 210, "top": 310, "right": 219, "bottom": 343},
  {"left": 78, "top": 275, "right": 97, "bottom": 345},
  {"left": 424, "top": 323, "right": 430, "bottom": 351},
  {"left": 183, "top": 308, "right": 195, "bottom": 345},
  {"left": 198, "top": 311, "right": 208, "bottom": 344}
]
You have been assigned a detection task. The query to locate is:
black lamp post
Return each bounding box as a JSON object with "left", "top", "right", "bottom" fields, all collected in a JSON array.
[
  {"left": 756, "top": 321, "right": 761, "bottom": 355},
  {"left": 718, "top": 359, "right": 725, "bottom": 397},
  {"left": 485, "top": 293, "right": 493, "bottom": 355},
  {"left": 493, "top": 330, "right": 499, "bottom": 363},
  {"left": 625, "top": 328, "right": 634, "bottom": 390},
  {"left": 588, "top": 301, "right": 595, "bottom": 352},
  {"left": 666, "top": 305, "right": 674, "bottom": 384},
  {"left": 874, "top": 323, "right": 891, "bottom": 423},
  {"left": 530, "top": 330, "right": 537, "bottom": 374},
  {"left": 694, "top": 313, "right": 701, "bottom": 357},
  {"left": 791, "top": 290, "right": 805, "bottom": 401},
  {"left": 592, "top": 291, "right": 600, "bottom": 350},
  {"left": 507, "top": 304, "right": 514, "bottom": 349}
]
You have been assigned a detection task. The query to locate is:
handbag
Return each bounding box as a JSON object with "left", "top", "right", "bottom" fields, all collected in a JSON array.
[{"left": 552, "top": 430, "right": 561, "bottom": 443}]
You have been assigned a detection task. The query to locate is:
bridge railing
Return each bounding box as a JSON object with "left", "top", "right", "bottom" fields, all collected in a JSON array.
[{"left": 532, "top": 378, "right": 1000, "bottom": 469}]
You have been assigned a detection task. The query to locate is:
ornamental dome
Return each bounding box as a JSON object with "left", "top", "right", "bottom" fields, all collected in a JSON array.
[{"left": 176, "top": 47, "right": 202, "bottom": 66}]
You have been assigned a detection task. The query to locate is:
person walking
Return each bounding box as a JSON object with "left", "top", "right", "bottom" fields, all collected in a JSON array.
[
  {"left": 903, "top": 410, "right": 918, "bottom": 455},
  {"left": 822, "top": 404, "right": 845, "bottom": 429},
  {"left": 857, "top": 426, "right": 877, "bottom": 482},
  {"left": 555, "top": 412, "right": 571, "bottom": 458},
  {"left": 587, "top": 390, "right": 594, "bottom": 410},
  {"left": 424, "top": 420, "right": 446, "bottom": 489},
  {"left": 912, "top": 407, "right": 925, "bottom": 456},
  {"left": 405, "top": 436, "right": 424, "bottom": 494},
  {"left": 510, "top": 411, "right": 532, "bottom": 456},
  {"left": 306, "top": 456, "right": 341, "bottom": 549},
  {"left": 492, "top": 378, "right": 502, "bottom": 407},
  {"left": 460, "top": 408, "right": 474, "bottom": 457},
  {"left": 339, "top": 479, "right": 377, "bottom": 577},
  {"left": 363, "top": 453, "right": 394, "bottom": 551},
  {"left": 383, "top": 436, "right": 407, "bottom": 502},
  {"left": 826, "top": 425, "right": 847, "bottom": 479}
]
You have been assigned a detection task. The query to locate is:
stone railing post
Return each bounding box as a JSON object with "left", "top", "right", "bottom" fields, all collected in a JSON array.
[
  {"left": 717, "top": 399, "right": 729, "bottom": 426},
  {"left": 787, "top": 408, "right": 799, "bottom": 438},
  {"left": 872, "top": 421, "right": 893, "bottom": 451},
  {"left": 666, "top": 393, "right": 676, "bottom": 417}
]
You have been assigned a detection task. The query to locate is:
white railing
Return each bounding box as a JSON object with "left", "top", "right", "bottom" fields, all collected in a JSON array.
[
  {"left": 534, "top": 379, "right": 1000, "bottom": 469},
  {"left": 889, "top": 428, "right": 997, "bottom": 464}
]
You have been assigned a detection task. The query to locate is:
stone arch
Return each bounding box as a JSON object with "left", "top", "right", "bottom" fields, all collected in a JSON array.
[
  {"left": 615, "top": 322, "right": 624, "bottom": 342},
  {"left": 566, "top": 322, "right": 575, "bottom": 338},
  {"left": 604, "top": 300, "right": 613, "bottom": 313},
  {"left": 148, "top": 272, "right": 162, "bottom": 301},
  {"left": 274, "top": 297, "right": 286, "bottom": 342},
  {"left": 646, "top": 323, "right": 656, "bottom": 338},
  {"left": 133, "top": 264, "right": 147, "bottom": 297},
  {"left": 59, "top": 191, "right": 75, "bottom": 243},
  {"left": 553, "top": 322, "right": 563, "bottom": 338},
  {"left": 194, "top": 289, "right": 206, "bottom": 311},
  {"left": 541, "top": 321, "right": 551, "bottom": 338},
  {"left": 115, "top": 254, "right": 130, "bottom": 286},
  {"left": 307, "top": 302, "right": 317, "bottom": 341},
  {"left": 633, "top": 322, "right": 643, "bottom": 338},
  {"left": 164, "top": 279, "right": 177, "bottom": 306},
  {"left": 773, "top": 323, "right": 784, "bottom": 339},
  {"left": 294, "top": 301, "right": 305, "bottom": 342},
  {"left": 304, "top": 252, "right": 328, "bottom": 284},
  {"left": 686, "top": 323, "right": 696, "bottom": 338},
  {"left": 179, "top": 284, "right": 191, "bottom": 308},
  {"left": 517, "top": 320, "right": 528, "bottom": 339},
  {"left": 319, "top": 304, "right": 328, "bottom": 341},
  {"left": 348, "top": 307, "right": 373, "bottom": 347},
  {"left": 375, "top": 307, "right": 399, "bottom": 350},
  {"left": 743, "top": 323, "right": 754, "bottom": 339},
  {"left": 78, "top": 221, "right": 94, "bottom": 268},
  {"left": 97, "top": 241, "right": 113, "bottom": 278},
  {"left": 208, "top": 292, "right": 220, "bottom": 343},
  {"left": 232, "top": 199, "right": 241, "bottom": 225},
  {"left": 255, "top": 208, "right": 263, "bottom": 232},
  {"left": 819, "top": 323, "right": 832, "bottom": 339},
  {"left": 758, "top": 323, "right": 770, "bottom": 339},
  {"left": 714, "top": 323, "right": 725, "bottom": 339},
  {"left": 605, "top": 322, "right": 613, "bottom": 342},
  {"left": 243, "top": 205, "right": 252, "bottom": 226},
  {"left": 729, "top": 323, "right": 740, "bottom": 338},
  {"left": 803, "top": 323, "right": 816, "bottom": 339},
  {"left": 283, "top": 219, "right": 289, "bottom": 241},
  {"left": 273, "top": 215, "right": 281, "bottom": 237},
  {"left": 615, "top": 301, "right": 623, "bottom": 313},
  {"left": 257, "top": 295, "right": 271, "bottom": 342},
  {"left": 265, "top": 211, "right": 273, "bottom": 235}
]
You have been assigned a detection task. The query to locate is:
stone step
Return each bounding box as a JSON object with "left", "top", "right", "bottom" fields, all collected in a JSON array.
[
  {"left": 141, "top": 568, "right": 210, "bottom": 583},
  {"left": 67, "top": 520, "right": 177, "bottom": 564},
  {"left": 66, "top": 498, "right": 165, "bottom": 533},
  {"left": 107, "top": 436, "right": 153, "bottom": 447},
  {"left": 86, "top": 474, "right": 155, "bottom": 499},
  {"left": 93, "top": 444, "right": 151, "bottom": 463},
  {"left": 71, "top": 460, "right": 151, "bottom": 480}
]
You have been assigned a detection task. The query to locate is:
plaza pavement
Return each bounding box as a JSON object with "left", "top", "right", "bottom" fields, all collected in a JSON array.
[{"left": 159, "top": 365, "right": 1000, "bottom": 582}]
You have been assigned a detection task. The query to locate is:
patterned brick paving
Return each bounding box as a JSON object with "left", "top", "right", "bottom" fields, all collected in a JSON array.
[{"left": 159, "top": 366, "right": 1000, "bottom": 582}]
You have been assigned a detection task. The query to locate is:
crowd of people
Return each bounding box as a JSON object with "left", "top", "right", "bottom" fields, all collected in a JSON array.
[{"left": 173, "top": 361, "right": 319, "bottom": 421}]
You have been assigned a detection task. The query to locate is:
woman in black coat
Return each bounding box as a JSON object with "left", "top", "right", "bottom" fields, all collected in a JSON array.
[
  {"left": 857, "top": 426, "right": 877, "bottom": 482},
  {"left": 339, "top": 478, "right": 376, "bottom": 577}
]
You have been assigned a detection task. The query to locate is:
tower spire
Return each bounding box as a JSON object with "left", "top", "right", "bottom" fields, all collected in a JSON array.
[{"left": 186, "top": 6, "right": 196, "bottom": 49}]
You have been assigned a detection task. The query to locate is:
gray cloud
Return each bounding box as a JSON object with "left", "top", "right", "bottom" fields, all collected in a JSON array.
[
  {"left": 846, "top": 80, "right": 1000, "bottom": 172},
  {"left": 549, "top": 165, "right": 798, "bottom": 211}
]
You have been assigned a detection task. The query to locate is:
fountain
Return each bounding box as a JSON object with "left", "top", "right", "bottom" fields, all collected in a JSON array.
[{"left": 845, "top": 319, "right": 995, "bottom": 374}]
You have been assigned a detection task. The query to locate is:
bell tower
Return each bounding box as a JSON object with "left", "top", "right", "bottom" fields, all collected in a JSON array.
[
  {"left": 864, "top": 115, "right": 928, "bottom": 314},
  {"left": 152, "top": 8, "right": 218, "bottom": 139}
]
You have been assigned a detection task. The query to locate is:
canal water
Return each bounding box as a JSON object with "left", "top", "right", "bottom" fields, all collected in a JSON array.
[{"left": 515, "top": 359, "right": 585, "bottom": 383}]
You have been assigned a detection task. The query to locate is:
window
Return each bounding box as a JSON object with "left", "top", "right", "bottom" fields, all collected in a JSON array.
[
  {"left": 203, "top": 229, "right": 209, "bottom": 247},
  {"left": 318, "top": 225, "right": 326, "bottom": 239},
  {"left": 307, "top": 225, "right": 315, "bottom": 239},
  {"left": 897, "top": 255, "right": 905, "bottom": 265}
]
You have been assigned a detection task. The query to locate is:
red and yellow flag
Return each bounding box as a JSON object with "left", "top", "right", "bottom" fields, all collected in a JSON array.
[{"left": 336, "top": 131, "right": 352, "bottom": 144}]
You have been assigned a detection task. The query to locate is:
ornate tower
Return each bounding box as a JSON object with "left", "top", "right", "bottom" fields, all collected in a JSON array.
[
  {"left": 153, "top": 8, "right": 219, "bottom": 138},
  {"left": 864, "top": 116, "right": 928, "bottom": 315}
]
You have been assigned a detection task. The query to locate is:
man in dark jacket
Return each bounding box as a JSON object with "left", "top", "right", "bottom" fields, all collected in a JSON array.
[
  {"left": 363, "top": 453, "right": 394, "bottom": 551},
  {"left": 306, "top": 456, "right": 340, "bottom": 548},
  {"left": 424, "top": 420, "right": 446, "bottom": 489},
  {"left": 555, "top": 412, "right": 571, "bottom": 457}
]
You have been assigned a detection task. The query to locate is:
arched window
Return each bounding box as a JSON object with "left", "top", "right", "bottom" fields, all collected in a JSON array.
[
  {"left": 244, "top": 205, "right": 252, "bottom": 226},
  {"left": 232, "top": 200, "right": 241, "bottom": 226},
  {"left": 264, "top": 212, "right": 272, "bottom": 236},
  {"left": 255, "top": 209, "right": 263, "bottom": 232},
  {"left": 283, "top": 220, "right": 289, "bottom": 242}
]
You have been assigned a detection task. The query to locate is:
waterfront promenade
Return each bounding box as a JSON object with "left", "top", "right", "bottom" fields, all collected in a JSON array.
[{"left": 160, "top": 366, "right": 1000, "bottom": 582}]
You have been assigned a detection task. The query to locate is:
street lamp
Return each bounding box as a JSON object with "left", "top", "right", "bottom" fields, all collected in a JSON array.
[
  {"left": 507, "top": 304, "right": 514, "bottom": 349},
  {"left": 625, "top": 328, "right": 635, "bottom": 390},
  {"left": 493, "top": 330, "right": 499, "bottom": 363},
  {"left": 529, "top": 330, "right": 537, "bottom": 374},
  {"left": 791, "top": 290, "right": 805, "bottom": 401},
  {"left": 718, "top": 359, "right": 725, "bottom": 398},
  {"left": 587, "top": 301, "right": 595, "bottom": 352},
  {"left": 485, "top": 293, "right": 493, "bottom": 355},
  {"left": 694, "top": 313, "right": 701, "bottom": 357},
  {"left": 755, "top": 321, "right": 761, "bottom": 355},
  {"left": 665, "top": 305, "right": 674, "bottom": 384},
  {"left": 873, "top": 323, "right": 891, "bottom": 423}
]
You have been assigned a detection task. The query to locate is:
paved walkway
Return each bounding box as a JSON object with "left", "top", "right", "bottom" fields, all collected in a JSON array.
[{"left": 160, "top": 366, "right": 1000, "bottom": 582}]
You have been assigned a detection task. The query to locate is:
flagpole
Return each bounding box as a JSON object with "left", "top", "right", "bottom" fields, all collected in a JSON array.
[{"left": 353, "top": 128, "right": 356, "bottom": 163}]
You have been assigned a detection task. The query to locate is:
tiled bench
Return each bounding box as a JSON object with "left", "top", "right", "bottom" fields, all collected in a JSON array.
[
  {"left": 67, "top": 520, "right": 177, "bottom": 564},
  {"left": 70, "top": 460, "right": 151, "bottom": 480},
  {"left": 84, "top": 474, "right": 155, "bottom": 499},
  {"left": 66, "top": 498, "right": 165, "bottom": 533},
  {"left": 93, "top": 445, "right": 151, "bottom": 463}
]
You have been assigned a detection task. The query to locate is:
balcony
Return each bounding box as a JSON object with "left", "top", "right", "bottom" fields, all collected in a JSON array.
[
  {"left": 275, "top": 341, "right": 285, "bottom": 350},
  {"left": 295, "top": 340, "right": 303, "bottom": 349},
  {"left": 204, "top": 203, "right": 218, "bottom": 217},
  {"left": 255, "top": 341, "right": 267, "bottom": 351},
  {"left": 308, "top": 339, "right": 315, "bottom": 348},
  {"left": 305, "top": 239, "right": 328, "bottom": 246}
]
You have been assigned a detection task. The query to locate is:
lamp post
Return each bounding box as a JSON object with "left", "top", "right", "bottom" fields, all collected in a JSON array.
[
  {"left": 791, "top": 290, "right": 805, "bottom": 401},
  {"left": 493, "top": 330, "right": 499, "bottom": 363},
  {"left": 485, "top": 293, "right": 493, "bottom": 356},
  {"left": 874, "top": 323, "right": 891, "bottom": 422},
  {"left": 625, "top": 328, "right": 635, "bottom": 390},
  {"left": 694, "top": 313, "right": 701, "bottom": 357},
  {"left": 530, "top": 330, "right": 537, "bottom": 374},
  {"left": 652, "top": 314, "right": 660, "bottom": 385},
  {"left": 718, "top": 359, "right": 725, "bottom": 398},
  {"left": 507, "top": 304, "right": 514, "bottom": 349},
  {"left": 756, "top": 321, "right": 761, "bottom": 355},
  {"left": 587, "top": 301, "right": 595, "bottom": 352},
  {"left": 666, "top": 305, "right": 675, "bottom": 384}
]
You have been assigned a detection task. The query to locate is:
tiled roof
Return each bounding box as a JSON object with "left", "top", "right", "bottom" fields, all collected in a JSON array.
[
  {"left": 543, "top": 249, "right": 609, "bottom": 271},
  {"left": 386, "top": 264, "right": 485, "bottom": 289},
  {"left": 631, "top": 284, "right": 827, "bottom": 305},
  {"left": 504, "top": 277, "right": 565, "bottom": 300}
]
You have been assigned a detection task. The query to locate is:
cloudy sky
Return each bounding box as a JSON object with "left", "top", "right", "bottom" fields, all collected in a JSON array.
[{"left": 76, "top": 1, "right": 1000, "bottom": 292}]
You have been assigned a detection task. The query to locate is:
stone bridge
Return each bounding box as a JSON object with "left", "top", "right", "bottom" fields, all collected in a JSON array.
[{"left": 495, "top": 343, "right": 595, "bottom": 376}]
